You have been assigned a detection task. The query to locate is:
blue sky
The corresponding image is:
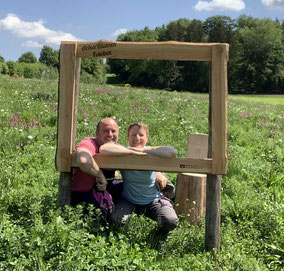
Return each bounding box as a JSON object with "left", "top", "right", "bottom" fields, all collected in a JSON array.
[{"left": 0, "top": 0, "right": 283, "bottom": 61}]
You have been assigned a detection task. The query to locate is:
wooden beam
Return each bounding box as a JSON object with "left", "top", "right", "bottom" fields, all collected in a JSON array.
[
  {"left": 211, "top": 44, "right": 229, "bottom": 175},
  {"left": 205, "top": 174, "right": 221, "bottom": 251},
  {"left": 71, "top": 58, "right": 81, "bottom": 150},
  {"left": 71, "top": 154, "right": 212, "bottom": 174},
  {"left": 58, "top": 172, "right": 72, "bottom": 207},
  {"left": 67, "top": 40, "right": 224, "bottom": 61},
  {"left": 55, "top": 43, "right": 80, "bottom": 172}
]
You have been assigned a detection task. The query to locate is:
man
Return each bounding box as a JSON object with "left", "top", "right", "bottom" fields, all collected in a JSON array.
[
  {"left": 71, "top": 118, "right": 120, "bottom": 207},
  {"left": 71, "top": 117, "right": 170, "bottom": 208}
]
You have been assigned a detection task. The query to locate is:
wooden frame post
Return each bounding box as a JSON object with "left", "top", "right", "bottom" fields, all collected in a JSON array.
[
  {"left": 56, "top": 43, "right": 81, "bottom": 206},
  {"left": 205, "top": 44, "right": 228, "bottom": 251}
]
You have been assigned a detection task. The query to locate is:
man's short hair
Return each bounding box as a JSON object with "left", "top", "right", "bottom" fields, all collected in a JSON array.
[{"left": 96, "top": 118, "right": 117, "bottom": 132}]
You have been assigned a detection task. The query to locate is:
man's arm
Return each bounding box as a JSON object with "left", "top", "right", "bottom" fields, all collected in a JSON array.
[{"left": 76, "top": 147, "right": 107, "bottom": 191}]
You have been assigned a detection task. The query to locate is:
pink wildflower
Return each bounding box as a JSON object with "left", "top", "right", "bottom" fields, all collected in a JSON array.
[
  {"left": 131, "top": 102, "right": 138, "bottom": 107},
  {"left": 95, "top": 89, "right": 111, "bottom": 95},
  {"left": 260, "top": 120, "right": 265, "bottom": 126}
]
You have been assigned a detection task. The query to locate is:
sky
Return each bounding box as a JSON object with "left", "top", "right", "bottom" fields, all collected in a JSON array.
[{"left": 0, "top": 0, "right": 283, "bottom": 61}]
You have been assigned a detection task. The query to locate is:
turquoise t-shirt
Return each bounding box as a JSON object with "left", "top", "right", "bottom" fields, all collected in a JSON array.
[{"left": 120, "top": 169, "right": 163, "bottom": 205}]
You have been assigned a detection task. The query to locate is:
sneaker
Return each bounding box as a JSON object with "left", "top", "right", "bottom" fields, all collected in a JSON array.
[{"left": 162, "top": 180, "right": 175, "bottom": 200}]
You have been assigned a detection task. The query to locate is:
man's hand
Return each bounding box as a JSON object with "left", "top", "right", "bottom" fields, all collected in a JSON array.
[{"left": 96, "top": 175, "right": 107, "bottom": 191}]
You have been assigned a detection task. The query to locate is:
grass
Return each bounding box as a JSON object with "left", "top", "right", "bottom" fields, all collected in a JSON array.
[
  {"left": 229, "top": 94, "right": 284, "bottom": 105},
  {"left": 0, "top": 74, "right": 283, "bottom": 270}
]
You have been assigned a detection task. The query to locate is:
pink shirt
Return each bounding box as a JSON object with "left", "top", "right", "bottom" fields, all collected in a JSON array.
[{"left": 72, "top": 137, "right": 100, "bottom": 192}]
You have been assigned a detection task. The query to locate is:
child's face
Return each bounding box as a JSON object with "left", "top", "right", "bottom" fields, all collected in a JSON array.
[{"left": 128, "top": 125, "right": 148, "bottom": 147}]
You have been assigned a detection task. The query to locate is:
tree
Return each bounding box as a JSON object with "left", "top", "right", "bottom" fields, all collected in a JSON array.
[
  {"left": 0, "top": 55, "right": 5, "bottom": 63},
  {"left": 39, "top": 46, "right": 59, "bottom": 68},
  {"left": 18, "top": 52, "right": 37, "bottom": 63},
  {"left": 186, "top": 19, "right": 206, "bottom": 42},
  {"left": 203, "top": 16, "right": 236, "bottom": 43},
  {"left": 108, "top": 27, "right": 160, "bottom": 86},
  {"left": 232, "top": 18, "right": 284, "bottom": 92},
  {"left": 165, "top": 18, "right": 191, "bottom": 41}
]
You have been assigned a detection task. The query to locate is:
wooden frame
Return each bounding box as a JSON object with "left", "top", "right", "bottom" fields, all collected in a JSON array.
[
  {"left": 55, "top": 40, "right": 229, "bottom": 251},
  {"left": 56, "top": 40, "right": 228, "bottom": 175}
]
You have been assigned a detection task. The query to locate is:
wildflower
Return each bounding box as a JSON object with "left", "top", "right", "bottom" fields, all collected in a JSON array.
[
  {"left": 240, "top": 111, "right": 247, "bottom": 118},
  {"left": 95, "top": 89, "right": 111, "bottom": 95},
  {"left": 28, "top": 135, "right": 33, "bottom": 139},
  {"left": 125, "top": 84, "right": 131, "bottom": 88},
  {"left": 20, "top": 142, "right": 24, "bottom": 146},
  {"left": 172, "top": 106, "right": 178, "bottom": 111},
  {"left": 18, "top": 152, "right": 22, "bottom": 156},
  {"left": 131, "top": 101, "right": 138, "bottom": 107},
  {"left": 260, "top": 120, "right": 265, "bottom": 126}
]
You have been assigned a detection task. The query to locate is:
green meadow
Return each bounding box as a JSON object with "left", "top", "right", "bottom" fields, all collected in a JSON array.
[
  {"left": 229, "top": 94, "right": 284, "bottom": 105},
  {"left": 0, "top": 75, "right": 283, "bottom": 270}
]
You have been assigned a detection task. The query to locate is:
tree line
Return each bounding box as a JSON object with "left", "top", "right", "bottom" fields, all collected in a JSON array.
[
  {"left": 1, "top": 15, "right": 283, "bottom": 93},
  {"left": 109, "top": 15, "right": 284, "bottom": 93},
  {"left": 0, "top": 46, "right": 106, "bottom": 84}
]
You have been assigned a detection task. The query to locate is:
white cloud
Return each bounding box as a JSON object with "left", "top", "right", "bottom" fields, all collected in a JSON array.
[
  {"left": 262, "top": 0, "right": 284, "bottom": 8},
  {"left": 194, "top": 0, "right": 245, "bottom": 11},
  {"left": 23, "top": 40, "right": 42, "bottom": 48},
  {"left": 112, "top": 28, "right": 129, "bottom": 37},
  {"left": 0, "top": 13, "right": 82, "bottom": 48}
]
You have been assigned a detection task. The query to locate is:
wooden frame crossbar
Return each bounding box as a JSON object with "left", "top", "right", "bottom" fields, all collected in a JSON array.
[{"left": 56, "top": 40, "right": 228, "bottom": 176}]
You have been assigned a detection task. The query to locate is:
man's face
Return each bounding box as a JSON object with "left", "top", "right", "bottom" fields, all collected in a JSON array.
[{"left": 96, "top": 119, "right": 119, "bottom": 146}]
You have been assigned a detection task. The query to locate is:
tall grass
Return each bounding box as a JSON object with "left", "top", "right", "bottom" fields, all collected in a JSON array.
[{"left": 0, "top": 74, "right": 283, "bottom": 270}]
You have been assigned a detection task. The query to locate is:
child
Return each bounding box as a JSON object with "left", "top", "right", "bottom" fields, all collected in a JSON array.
[{"left": 100, "top": 122, "right": 179, "bottom": 234}]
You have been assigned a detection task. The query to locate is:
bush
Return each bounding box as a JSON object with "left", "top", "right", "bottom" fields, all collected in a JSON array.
[
  {"left": 0, "top": 62, "right": 9, "bottom": 74},
  {"left": 8, "top": 63, "right": 48, "bottom": 79},
  {"left": 80, "top": 58, "right": 107, "bottom": 84},
  {"left": 80, "top": 70, "right": 106, "bottom": 84},
  {"left": 41, "top": 67, "right": 58, "bottom": 80},
  {"left": 6, "top": 61, "right": 16, "bottom": 76},
  {"left": 18, "top": 51, "right": 37, "bottom": 64}
]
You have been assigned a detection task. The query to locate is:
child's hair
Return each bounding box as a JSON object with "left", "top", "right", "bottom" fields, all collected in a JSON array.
[{"left": 128, "top": 122, "right": 149, "bottom": 136}]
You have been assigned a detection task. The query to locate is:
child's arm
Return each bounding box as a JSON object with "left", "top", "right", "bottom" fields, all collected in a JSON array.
[
  {"left": 155, "top": 171, "right": 168, "bottom": 190},
  {"left": 128, "top": 146, "right": 177, "bottom": 158},
  {"left": 99, "top": 143, "right": 146, "bottom": 155}
]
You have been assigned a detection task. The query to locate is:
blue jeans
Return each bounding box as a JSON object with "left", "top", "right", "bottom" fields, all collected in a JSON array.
[{"left": 111, "top": 197, "right": 178, "bottom": 234}]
